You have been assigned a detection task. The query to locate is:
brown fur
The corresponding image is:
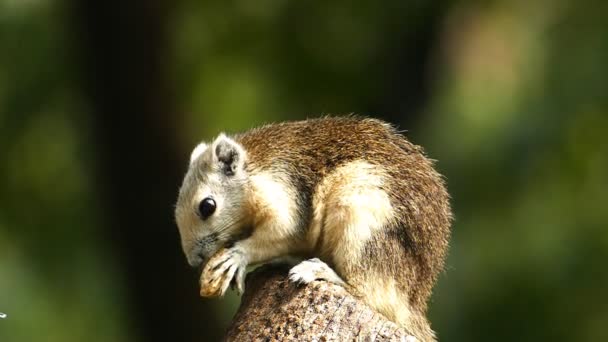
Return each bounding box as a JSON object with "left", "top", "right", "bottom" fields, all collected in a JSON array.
[
  {"left": 234, "top": 117, "right": 451, "bottom": 340},
  {"left": 177, "top": 116, "right": 451, "bottom": 341}
]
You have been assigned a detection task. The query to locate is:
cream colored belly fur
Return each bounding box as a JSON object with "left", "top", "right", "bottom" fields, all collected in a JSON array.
[
  {"left": 247, "top": 160, "right": 412, "bottom": 326},
  {"left": 305, "top": 160, "right": 412, "bottom": 325}
]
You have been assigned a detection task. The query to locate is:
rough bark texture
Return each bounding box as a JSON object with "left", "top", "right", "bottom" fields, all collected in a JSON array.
[{"left": 225, "top": 264, "right": 416, "bottom": 341}]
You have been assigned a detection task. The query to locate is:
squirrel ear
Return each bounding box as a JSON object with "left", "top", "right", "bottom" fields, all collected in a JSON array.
[
  {"left": 212, "top": 134, "right": 246, "bottom": 176},
  {"left": 189, "top": 142, "right": 208, "bottom": 165}
]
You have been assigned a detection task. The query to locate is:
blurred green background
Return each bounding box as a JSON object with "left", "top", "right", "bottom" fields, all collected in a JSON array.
[{"left": 1, "top": 0, "right": 607, "bottom": 341}]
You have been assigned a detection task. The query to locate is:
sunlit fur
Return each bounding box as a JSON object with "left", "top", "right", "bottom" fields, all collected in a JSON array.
[
  {"left": 309, "top": 160, "right": 394, "bottom": 267},
  {"left": 175, "top": 117, "right": 451, "bottom": 342}
]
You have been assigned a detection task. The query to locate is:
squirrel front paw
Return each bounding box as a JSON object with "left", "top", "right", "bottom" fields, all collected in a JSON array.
[
  {"left": 199, "top": 247, "right": 247, "bottom": 297},
  {"left": 288, "top": 258, "right": 345, "bottom": 286}
]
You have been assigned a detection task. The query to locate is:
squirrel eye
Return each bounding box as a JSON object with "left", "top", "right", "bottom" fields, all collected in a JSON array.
[{"left": 198, "top": 197, "right": 216, "bottom": 219}]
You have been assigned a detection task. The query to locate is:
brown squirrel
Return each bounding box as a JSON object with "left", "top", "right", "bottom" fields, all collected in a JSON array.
[{"left": 175, "top": 116, "right": 452, "bottom": 341}]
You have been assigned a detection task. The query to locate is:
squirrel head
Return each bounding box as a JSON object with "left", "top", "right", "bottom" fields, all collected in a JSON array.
[{"left": 175, "top": 134, "right": 250, "bottom": 268}]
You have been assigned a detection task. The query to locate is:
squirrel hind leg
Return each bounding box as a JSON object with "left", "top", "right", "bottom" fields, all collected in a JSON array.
[{"left": 288, "top": 258, "right": 345, "bottom": 286}]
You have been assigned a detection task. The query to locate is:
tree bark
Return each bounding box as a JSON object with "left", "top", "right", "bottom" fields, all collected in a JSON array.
[{"left": 225, "top": 264, "right": 416, "bottom": 341}]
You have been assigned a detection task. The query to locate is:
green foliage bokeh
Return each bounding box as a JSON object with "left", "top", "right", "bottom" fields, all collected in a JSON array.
[{"left": 1, "top": 0, "right": 607, "bottom": 341}]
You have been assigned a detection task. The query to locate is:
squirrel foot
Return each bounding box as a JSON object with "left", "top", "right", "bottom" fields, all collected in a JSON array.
[{"left": 288, "top": 258, "right": 345, "bottom": 286}]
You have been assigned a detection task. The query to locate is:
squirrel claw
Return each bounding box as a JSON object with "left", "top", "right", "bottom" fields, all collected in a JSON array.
[
  {"left": 288, "top": 258, "right": 345, "bottom": 286},
  {"left": 200, "top": 248, "right": 247, "bottom": 297},
  {"left": 235, "top": 266, "right": 246, "bottom": 295}
]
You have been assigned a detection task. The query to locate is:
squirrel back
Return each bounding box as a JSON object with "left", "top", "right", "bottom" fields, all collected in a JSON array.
[{"left": 176, "top": 116, "right": 452, "bottom": 341}]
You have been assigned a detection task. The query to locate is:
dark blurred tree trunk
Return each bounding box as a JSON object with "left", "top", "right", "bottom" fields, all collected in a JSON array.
[{"left": 69, "top": 1, "right": 222, "bottom": 341}]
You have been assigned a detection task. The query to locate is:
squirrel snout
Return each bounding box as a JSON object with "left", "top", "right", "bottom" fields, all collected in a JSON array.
[
  {"left": 188, "top": 233, "right": 220, "bottom": 268},
  {"left": 186, "top": 249, "right": 205, "bottom": 269}
]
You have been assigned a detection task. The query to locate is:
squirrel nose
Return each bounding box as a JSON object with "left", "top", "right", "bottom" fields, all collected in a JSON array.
[
  {"left": 197, "top": 251, "right": 208, "bottom": 265},
  {"left": 189, "top": 254, "right": 204, "bottom": 269},
  {"left": 188, "top": 233, "right": 219, "bottom": 268},
  {"left": 187, "top": 246, "right": 206, "bottom": 269}
]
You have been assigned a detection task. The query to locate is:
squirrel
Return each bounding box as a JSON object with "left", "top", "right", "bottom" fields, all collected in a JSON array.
[{"left": 174, "top": 116, "right": 452, "bottom": 341}]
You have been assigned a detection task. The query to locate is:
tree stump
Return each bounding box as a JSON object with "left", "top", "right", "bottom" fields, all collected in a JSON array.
[{"left": 224, "top": 264, "right": 417, "bottom": 341}]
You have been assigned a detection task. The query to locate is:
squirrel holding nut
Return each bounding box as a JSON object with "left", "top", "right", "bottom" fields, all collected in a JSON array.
[{"left": 175, "top": 116, "right": 452, "bottom": 341}]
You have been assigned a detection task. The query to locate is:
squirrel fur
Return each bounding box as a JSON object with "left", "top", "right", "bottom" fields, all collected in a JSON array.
[{"left": 174, "top": 116, "right": 452, "bottom": 341}]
